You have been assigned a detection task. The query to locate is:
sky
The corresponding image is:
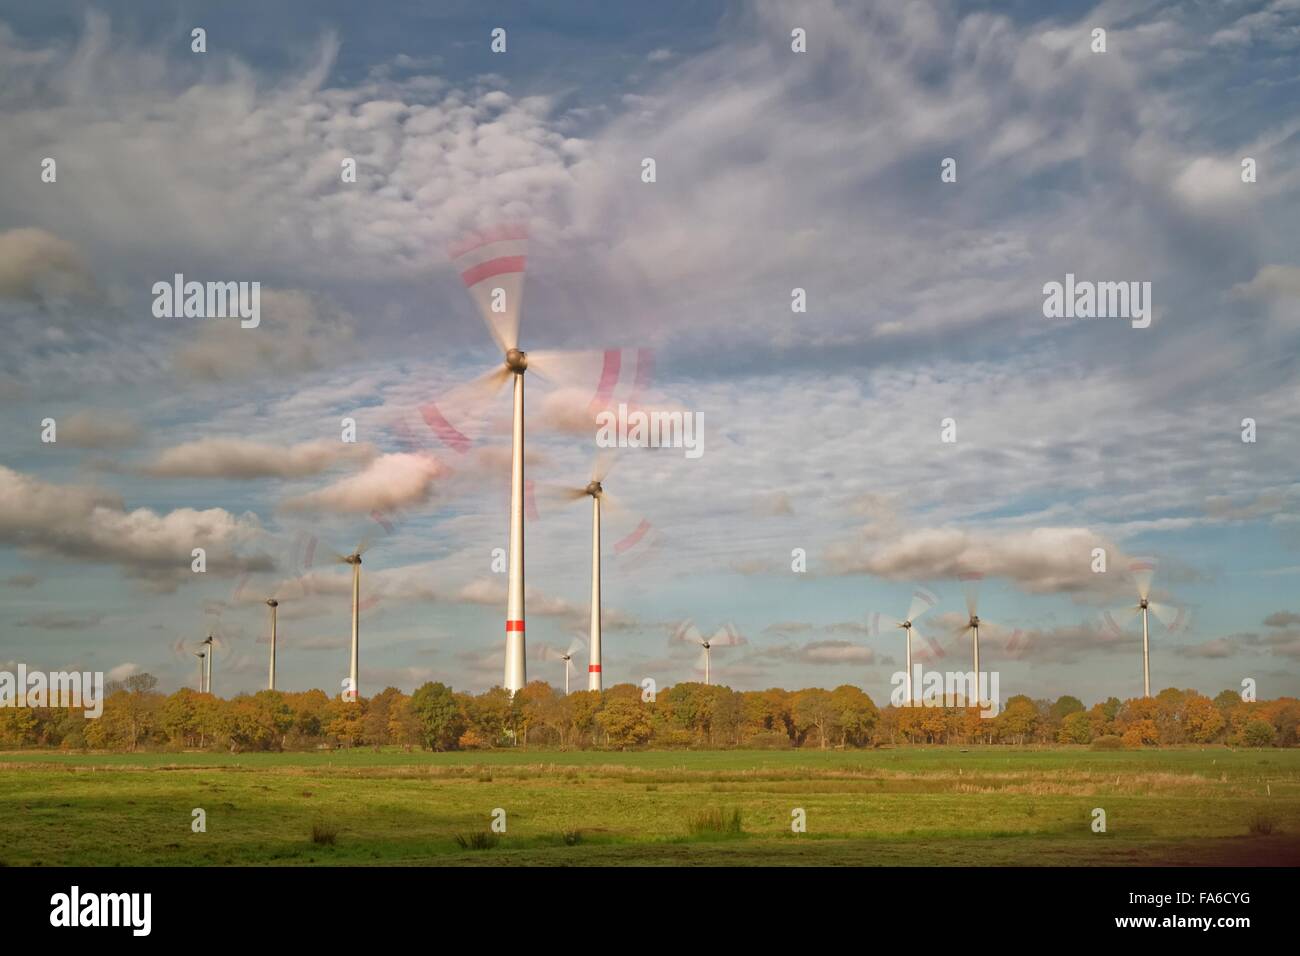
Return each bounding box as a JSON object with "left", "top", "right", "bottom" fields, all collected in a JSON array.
[{"left": 0, "top": 0, "right": 1298, "bottom": 704}]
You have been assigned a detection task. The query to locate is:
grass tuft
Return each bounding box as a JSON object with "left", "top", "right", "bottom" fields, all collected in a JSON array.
[
  {"left": 454, "top": 830, "right": 499, "bottom": 850},
  {"left": 1248, "top": 812, "right": 1277, "bottom": 836},
  {"left": 687, "top": 807, "right": 744, "bottom": 837},
  {"left": 310, "top": 822, "right": 337, "bottom": 845}
]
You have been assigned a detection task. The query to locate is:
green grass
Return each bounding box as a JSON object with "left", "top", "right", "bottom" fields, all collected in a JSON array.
[{"left": 1, "top": 746, "right": 1297, "bottom": 866}]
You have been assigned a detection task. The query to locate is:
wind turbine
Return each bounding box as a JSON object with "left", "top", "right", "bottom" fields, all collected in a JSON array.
[
  {"left": 194, "top": 651, "right": 206, "bottom": 693},
  {"left": 535, "top": 454, "right": 622, "bottom": 690},
  {"left": 674, "top": 621, "right": 745, "bottom": 686},
  {"left": 448, "top": 225, "right": 641, "bottom": 693},
  {"left": 539, "top": 635, "right": 587, "bottom": 695},
  {"left": 871, "top": 588, "right": 937, "bottom": 706},
  {"left": 201, "top": 635, "right": 214, "bottom": 696},
  {"left": 329, "top": 536, "right": 371, "bottom": 703},
  {"left": 957, "top": 572, "right": 984, "bottom": 706},
  {"left": 1104, "top": 560, "right": 1185, "bottom": 698},
  {"left": 266, "top": 598, "right": 279, "bottom": 691}
]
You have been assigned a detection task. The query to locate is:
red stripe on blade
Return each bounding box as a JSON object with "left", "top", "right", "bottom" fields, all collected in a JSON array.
[
  {"left": 589, "top": 349, "right": 622, "bottom": 410},
  {"left": 419, "top": 402, "right": 472, "bottom": 454},
  {"left": 460, "top": 255, "right": 526, "bottom": 287},
  {"left": 614, "top": 518, "right": 652, "bottom": 554},
  {"left": 447, "top": 224, "right": 529, "bottom": 259}
]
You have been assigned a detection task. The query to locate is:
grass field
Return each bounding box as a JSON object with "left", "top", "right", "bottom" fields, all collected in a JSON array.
[{"left": 2, "top": 747, "right": 1298, "bottom": 866}]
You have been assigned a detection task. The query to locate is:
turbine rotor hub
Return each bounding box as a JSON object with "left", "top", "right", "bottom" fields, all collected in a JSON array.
[
  {"left": 267, "top": 599, "right": 278, "bottom": 608},
  {"left": 585, "top": 480, "right": 603, "bottom": 497},
  {"left": 505, "top": 348, "right": 528, "bottom": 373}
]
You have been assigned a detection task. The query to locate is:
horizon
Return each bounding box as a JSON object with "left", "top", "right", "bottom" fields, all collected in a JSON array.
[{"left": 2, "top": 1, "right": 1299, "bottom": 706}]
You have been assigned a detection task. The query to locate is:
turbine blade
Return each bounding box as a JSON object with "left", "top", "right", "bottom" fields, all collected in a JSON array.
[
  {"left": 532, "top": 481, "right": 588, "bottom": 510},
  {"left": 598, "top": 489, "right": 626, "bottom": 517},
  {"left": 1130, "top": 559, "right": 1156, "bottom": 602},
  {"left": 591, "top": 447, "right": 619, "bottom": 483},
  {"left": 1102, "top": 605, "right": 1140, "bottom": 634},
  {"left": 672, "top": 620, "right": 703, "bottom": 646},
  {"left": 448, "top": 224, "right": 528, "bottom": 352},
  {"left": 711, "top": 623, "right": 745, "bottom": 647},
  {"left": 566, "top": 635, "right": 587, "bottom": 657},
  {"left": 959, "top": 572, "right": 982, "bottom": 618},
  {"left": 1147, "top": 601, "right": 1180, "bottom": 629},
  {"left": 907, "top": 587, "right": 939, "bottom": 624}
]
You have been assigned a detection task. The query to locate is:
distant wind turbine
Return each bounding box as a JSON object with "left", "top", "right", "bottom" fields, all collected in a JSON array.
[
  {"left": 871, "top": 587, "right": 937, "bottom": 706},
  {"left": 1104, "top": 560, "right": 1186, "bottom": 698},
  {"left": 329, "top": 535, "right": 372, "bottom": 702},
  {"left": 674, "top": 621, "right": 745, "bottom": 686},
  {"left": 201, "top": 634, "right": 214, "bottom": 696},
  {"left": 539, "top": 635, "right": 587, "bottom": 695},
  {"left": 194, "top": 651, "right": 206, "bottom": 693}
]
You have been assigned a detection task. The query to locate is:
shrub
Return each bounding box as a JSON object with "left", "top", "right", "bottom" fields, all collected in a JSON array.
[{"left": 1090, "top": 734, "right": 1123, "bottom": 751}]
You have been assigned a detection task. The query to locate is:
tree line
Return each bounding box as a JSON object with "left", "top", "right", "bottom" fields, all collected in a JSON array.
[{"left": 0, "top": 674, "right": 1295, "bottom": 752}]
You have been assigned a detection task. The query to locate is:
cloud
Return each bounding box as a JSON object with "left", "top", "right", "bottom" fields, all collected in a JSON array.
[
  {"left": 0, "top": 465, "right": 269, "bottom": 586},
  {"left": 754, "top": 639, "right": 877, "bottom": 665},
  {"left": 1231, "top": 265, "right": 1300, "bottom": 328},
  {"left": 5, "top": 573, "right": 38, "bottom": 588},
  {"left": 1264, "top": 611, "right": 1300, "bottom": 628},
  {"left": 56, "top": 410, "right": 142, "bottom": 450},
  {"left": 281, "top": 452, "right": 444, "bottom": 514},
  {"left": 16, "top": 612, "right": 103, "bottom": 630},
  {"left": 826, "top": 524, "right": 1128, "bottom": 596},
  {"left": 0, "top": 228, "right": 97, "bottom": 304},
  {"left": 172, "top": 289, "right": 355, "bottom": 383},
  {"left": 142, "top": 437, "right": 376, "bottom": 479}
]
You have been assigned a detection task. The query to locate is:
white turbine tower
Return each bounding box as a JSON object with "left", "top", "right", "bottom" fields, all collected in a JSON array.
[
  {"left": 329, "top": 537, "right": 371, "bottom": 703},
  {"left": 194, "top": 651, "right": 206, "bottom": 693},
  {"left": 1104, "top": 560, "right": 1185, "bottom": 698},
  {"left": 870, "top": 588, "right": 937, "bottom": 706},
  {"left": 674, "top": 621, "right": 745, "bottom": 686},
  {"left": 201, "top": 634, "right": 214, "bottom": 696},
  {"left": 266, "top": 598, "right": 279, "bottom": 691},
  {"left": 539, "top": 636, "right": 587, "bottom": 695}
]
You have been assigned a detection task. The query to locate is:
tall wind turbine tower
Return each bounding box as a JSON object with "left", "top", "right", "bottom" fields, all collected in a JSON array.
[
  {"left": 872, "top": 588, "right": 937, "bottom": 706},
  {"left": 195, "top": 651, "right": 206, "bottom": 693},
  {"left": 266, "top": 598, "right": 279, "bottom": 691},
  {"left": 202, "top": 634, "right": 214, "bottom": 696},
  {"left": 958, "top": 572, "right": 983, "bottom": 705}
]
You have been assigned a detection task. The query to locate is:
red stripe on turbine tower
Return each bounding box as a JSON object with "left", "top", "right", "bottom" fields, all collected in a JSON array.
[
  {"left": 506, "top": 620, "right": 525, "bottom": 632},
  {"left": 588, "top": 664, "right": 601, "bottom": 673},
  {"left": 459, "top": 255, "right": 527, "bottom": 288}
]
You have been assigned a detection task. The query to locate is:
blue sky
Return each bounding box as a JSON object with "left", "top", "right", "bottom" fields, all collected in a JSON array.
[{"left": 1, "top": 0, "right": 1298, "bottom": 703}]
